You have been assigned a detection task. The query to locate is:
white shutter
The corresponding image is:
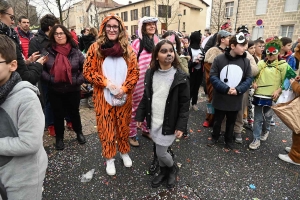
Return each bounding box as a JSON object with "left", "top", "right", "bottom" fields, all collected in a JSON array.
[
  {"left": 251, "top": 26, "right": 264, "bottom": 40},
  {"left": 256, "top": 0, "right": 268, "bottom": 15},
  {"left": 284, "top": 0, "right": 299, "bottom": 12}
]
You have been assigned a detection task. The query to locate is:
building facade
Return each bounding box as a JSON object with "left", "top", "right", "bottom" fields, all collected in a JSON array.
[
  {"left": 97, "top": 0, "right": 209, "bottom": 37},
  {"left": 211, "top": 0, "right": 300, "bottom": 41},
  {"left": 62, "top": 0, "right": 122, "bottom": 34}
]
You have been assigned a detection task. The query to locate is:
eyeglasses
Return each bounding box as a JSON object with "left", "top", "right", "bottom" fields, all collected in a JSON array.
[
  {"left": 0, "top": 60, "right": 6, "bottom": 63},
  {"left": 4, "top": 12, "right": 15, "bottom": 21},
  {"left": 54, "top": 32, "right": 65, "bottom": 37},
  {"left": 105, "top": 25, "right": 119, "bottom": 31}
]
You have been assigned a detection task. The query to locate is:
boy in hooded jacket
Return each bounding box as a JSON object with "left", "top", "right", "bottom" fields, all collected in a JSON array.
[
  {"left": 207, "top": 33, "right": 252, "bottom": 150},
  {"left": 0, "top": 35, "right": 47, "bottom": 199}
]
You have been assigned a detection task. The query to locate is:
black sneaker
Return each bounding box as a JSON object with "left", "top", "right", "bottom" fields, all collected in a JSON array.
[{"left": 207, "top": 138, "right": 217, "bottom": 147}]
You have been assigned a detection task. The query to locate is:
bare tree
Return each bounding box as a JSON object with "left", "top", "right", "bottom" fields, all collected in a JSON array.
[
  {"left": 152, "top": 0, "right": 180, "bottom": 30},
  {"left": 209, "top": 0, "right": 228, "bottom": 33},
  {"left": 92, "top": 0, "right": 100, "bottom": 30},
  {"left": 8, "top": 0, "right": 39, "bottom": 26},
  {"left": 38, "top": 0, "right": 74, "bottom": 25}
]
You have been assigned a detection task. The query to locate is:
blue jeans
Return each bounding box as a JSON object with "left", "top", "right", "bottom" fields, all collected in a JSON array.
[
  {"left": 253, "top": 105, "right": 272, "bottom": 139},
  {"left": 42, "top": 83, "right": 54, "bottom": 127}
]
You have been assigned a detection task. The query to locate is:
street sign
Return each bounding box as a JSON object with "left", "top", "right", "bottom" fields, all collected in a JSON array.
[{"left": 256, "top": 19, "right": 263, "bottom": 26}]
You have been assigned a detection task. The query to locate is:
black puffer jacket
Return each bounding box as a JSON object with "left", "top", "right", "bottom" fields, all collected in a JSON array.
[
  {"left": 135, "top": 68, "right": 190, "bottom": 135},
  {"left": 0, "top": 22, "right": 43, "bottom": 85}
]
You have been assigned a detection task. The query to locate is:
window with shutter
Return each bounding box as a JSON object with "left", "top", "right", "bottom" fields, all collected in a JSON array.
[
  {"left": 225, "top": 2, "right": 234, "bottom": 18},
  {"left": 284, "top": 0, "right": 299, "bottom": 12},
  {"left": 256, "top": 0, "right": 268, "bottom": 15},
  {"left": 281, "top": 25, "right": 294, "bottom": 38}
]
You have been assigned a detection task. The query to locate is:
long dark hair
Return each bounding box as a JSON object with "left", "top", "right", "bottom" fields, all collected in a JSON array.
[
  {"left": 162, "top": 31, "right": 182, "bottom": 55},
  {"left": 150, "top": 40, "right": 180, "bottom": 71},
  {"left": 48, "top": 24, "right": 78, "bottom": 48}
]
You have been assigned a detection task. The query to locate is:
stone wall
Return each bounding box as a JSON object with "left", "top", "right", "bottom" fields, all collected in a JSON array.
[{"left": 236, "top": 0, "right": 300, "bottom": 41}]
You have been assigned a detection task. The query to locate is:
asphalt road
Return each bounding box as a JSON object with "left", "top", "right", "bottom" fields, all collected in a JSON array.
[{"left": 42, "top": 96, "right": 300, "bottom": 200}]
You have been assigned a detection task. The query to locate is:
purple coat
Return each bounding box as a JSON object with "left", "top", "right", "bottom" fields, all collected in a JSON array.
[{"left": 42, "top": 47, "right": 85, "bottom": 93}]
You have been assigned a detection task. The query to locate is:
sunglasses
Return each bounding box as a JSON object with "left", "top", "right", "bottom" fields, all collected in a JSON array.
[{"left": 4, "top": 12, "right": 15, "bottom": 21}]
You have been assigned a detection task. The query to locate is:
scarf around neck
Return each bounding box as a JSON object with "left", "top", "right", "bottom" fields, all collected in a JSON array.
[
  {"left": 0, "top": 72, "right": 22, "bottom": 105},
  {"left": 100, "top": 41, "right": 124, "bottom": 57},
  {"left": 142, "top": 34, "right": 154, "bottom": 53},
  {"left": 0, "top": 22, "right": 21, "bottom": 50},
  {"left": 50, "top": 43, "right": 73, "bottom": 84}
]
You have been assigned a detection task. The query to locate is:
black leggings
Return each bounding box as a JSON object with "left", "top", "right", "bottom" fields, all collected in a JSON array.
[{"left": 189, "top": 67, "right": 203, "bottom": 105}]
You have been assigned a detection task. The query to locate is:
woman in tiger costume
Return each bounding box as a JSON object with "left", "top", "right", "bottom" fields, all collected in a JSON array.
[{"left": 83, "top": 13, "right": 139, "bottom": 176}]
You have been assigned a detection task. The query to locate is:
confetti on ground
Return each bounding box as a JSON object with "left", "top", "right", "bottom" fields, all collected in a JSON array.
[
  {"left": 224, "top": 148, "right": 230, "bottom": 152},
  {"left": 249, "top": 184, "right": 256, "bottom": 190},
  {"left": 197, "top": 129, "right": 201, "bottom": 132},
  {"left": 146, "top": 171, "right": 149, "bottom": 175},
  {"left": 225, "top": 171, "right": 229, "bottom": 176},
  {"left": 234, "top": 150, "right": 241, "bottom": 154},
  {"left": 208, "top": 137, "right": 212, "bottom": 140},
  {"left": 282, "top": 140, "right": 287, "bottom": 143},
  {"left": 245, "top": 137, "right": 249, "bottom": 141},
  {"left": 176, "top": 139, "right": 180, "bottom": 142},
  {"left": 253, "top": 198, "right": 260, "bottom": 200},
  {"left": 177, "top": 163, "right": 182, "bottom": 168},
  {"left": 190, "top": 129, "right": 194, "bottom": 133},
  {"left": 186, "top": 158, "right": 191, "bottom": 163}
]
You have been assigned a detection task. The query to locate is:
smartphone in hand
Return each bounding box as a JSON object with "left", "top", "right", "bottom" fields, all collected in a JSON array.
[{"left": 41, "top": 52, "right": 49, "bottom": 57}]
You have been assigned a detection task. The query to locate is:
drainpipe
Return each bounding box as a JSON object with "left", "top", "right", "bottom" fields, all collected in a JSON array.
[{"left": 234, "top": 0, "right": 240, "bottom": 32}]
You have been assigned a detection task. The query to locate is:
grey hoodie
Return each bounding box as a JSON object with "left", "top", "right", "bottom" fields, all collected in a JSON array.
[{"left": 0, "top": 81, "right": 48, "bottom": 200}]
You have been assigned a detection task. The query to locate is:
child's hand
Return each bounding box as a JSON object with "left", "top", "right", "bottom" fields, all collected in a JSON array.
[
  {"left": 272, "top": 88, "right": 282, "bottom": 100},
  {"left": 252, "top": 82, "right": 258, "bottom": 90},
  {"left": 175, "top": 130, "right": 183, "bottom": 138},
  {"left": 136, "top": 122, "right": 142, "bottom": 128}
]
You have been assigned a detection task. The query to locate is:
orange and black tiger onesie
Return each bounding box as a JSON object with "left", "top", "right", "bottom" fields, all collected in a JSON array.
[{"left": 83, "top": 15, "right": 139, "bottom": 159}]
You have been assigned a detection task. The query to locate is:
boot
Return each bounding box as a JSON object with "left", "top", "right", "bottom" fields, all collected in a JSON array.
[
  {"left": 55, "top": 138, "right": 64, "bottom": 150},
  {"left": 77, "top": 132, "right": 86, "bottom": 144},
  {"left": 151, "top": 166, "right": 168, "bottom": 188},
  {"left": 166, "top": 164, "right": 179, "bottom": 189}
]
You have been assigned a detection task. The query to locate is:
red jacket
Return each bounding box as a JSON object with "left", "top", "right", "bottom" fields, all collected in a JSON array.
[
  {"left": 71, "top": 30, "right": 78, "bottom": 44},
  {"left": 14, "top": 27, "right": 34, "bottom": 59}
]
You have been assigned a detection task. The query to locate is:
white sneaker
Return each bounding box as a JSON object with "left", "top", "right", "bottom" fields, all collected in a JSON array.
[
  {"left": 120, "top": 153, "right": 132, "bottom": 167},
  {"left": 285, "top": 147, "right": 291, "bottom": 153},
  {"left": 249, "top": 139, "right": 260, "bottom": 150},
  {"left": 106, "top": 158, "right": 116, "bottom": 175},
  {"left": 270, "top": 117, "right": 275, "bottom": 126},
  {"left": 278, "top": 154, "right": 300, "bottom": 165},
  {"left": 260, "top": 131, "right": 269, "bottom": 141}
]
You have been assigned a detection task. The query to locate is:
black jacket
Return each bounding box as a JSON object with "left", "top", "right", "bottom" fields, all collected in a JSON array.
[
  {"left": 79, "top": 34, "right": 96, "bottom": 52},
  {"left": 204, "top": 33, "right": 217, "bottom": 53},
  {"left": 28, "top": 29, "right": 49, "bottom": 57},
  {"left": 135, "top": 68, "right": 190, "bottom": 135},
  {"left": 0, "top": 22, "right": 43, "bottom": 85}
]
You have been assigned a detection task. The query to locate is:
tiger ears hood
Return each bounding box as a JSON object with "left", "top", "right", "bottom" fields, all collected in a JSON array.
[{"left": 98, "top": 13, "right": 127, "bottom": 38}]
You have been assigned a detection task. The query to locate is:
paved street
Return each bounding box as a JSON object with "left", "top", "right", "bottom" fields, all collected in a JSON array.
[{"left": 42, "top": 93, "right": 300, "bottom": 200}]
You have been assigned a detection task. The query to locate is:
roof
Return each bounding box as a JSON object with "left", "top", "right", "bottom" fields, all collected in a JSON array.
[
  {"left": 86, "top": 1, "right": 123, "bottom": 12},
  {"left": 98, "top": 0, "right": 151, "bottom": 14},
  {"left": 179, "top": 1, "right": 209, "bottom": 10}
]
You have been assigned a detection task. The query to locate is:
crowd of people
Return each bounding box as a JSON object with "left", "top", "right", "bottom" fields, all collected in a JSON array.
[{"left": 1, "top": 0, "right": 300, "bottom": 198}]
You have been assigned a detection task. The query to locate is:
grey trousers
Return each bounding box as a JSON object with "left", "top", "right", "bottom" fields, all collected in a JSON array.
[{"left": 156, "top": 144, "right": 174, "bottom": 167}]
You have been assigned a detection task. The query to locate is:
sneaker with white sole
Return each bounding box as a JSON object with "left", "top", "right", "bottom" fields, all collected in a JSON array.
[
  {"left": 260, "top": 131, "right": 269, "bottom": 141},
  {"left": 285, "top": 147, "right": 291, "bottom": 153},
  {"left": 235, "top": 133, "right": 242, "bottom": 144},
  {"left": 278, "top": 154, "right": 300, "bottom": 165},
  {"left": 120, "top": 153, "right": 132, "bottom": 167},
  {"left": 270, "top": 117, "right": 275, "bottom": 126},
  {"left": 106, "top": 158, "right": 116, "bottom": 176},
  {"left": 249, "top": 139, "right": 260, "bottom": 150}
]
